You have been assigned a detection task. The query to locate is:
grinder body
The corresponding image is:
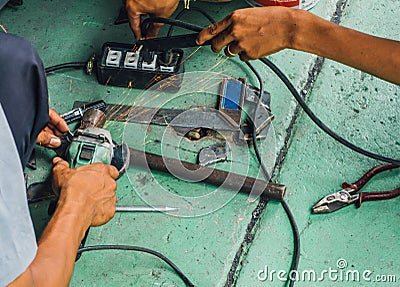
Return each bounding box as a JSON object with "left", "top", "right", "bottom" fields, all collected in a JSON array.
[{"left": 68, "top": 127, "right": 114, "bottom": 168}]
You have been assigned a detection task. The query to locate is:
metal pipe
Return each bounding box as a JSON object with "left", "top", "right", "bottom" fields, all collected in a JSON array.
[{"left": 129, "top": 148, "right": 286, "bottom": 201}]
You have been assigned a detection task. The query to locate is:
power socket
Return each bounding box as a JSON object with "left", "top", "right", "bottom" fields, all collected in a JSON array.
[
  {"left": 105, "top": 50, "right": 122, "bottom": 67},
  {"left": 96, "top": 42, "right": 184, "bottom": 91},
  {"left": 141, "top": 52, "right": 157, "bottom": 71},
  {"left": 123, "top": 51, "right": 140, "bottom": 69}
]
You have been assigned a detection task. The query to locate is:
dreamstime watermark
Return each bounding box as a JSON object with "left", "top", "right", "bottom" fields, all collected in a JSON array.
[{"left": 257, "top": 258, "right": 397, "bottom": 283}]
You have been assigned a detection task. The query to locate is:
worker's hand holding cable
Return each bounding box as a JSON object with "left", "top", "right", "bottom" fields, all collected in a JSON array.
[
  {"left": 196, "top": 7, "right": 400, "bottom": 85},
  {"left": 197, "top": 7, "right": 294, "bottom": 61},
  {"left": 52, "top": 157, "right": 119, "bottom": 227},
  {"left": 126, "top": 0, "right": 179, "bottom": 39},
  {"left": 36, "top": 108, "right": 69, "bottom": 148}
]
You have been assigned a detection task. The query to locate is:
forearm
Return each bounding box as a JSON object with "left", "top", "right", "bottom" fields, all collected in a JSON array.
[
  {"left": 8, "top": 159, "right": 117, "bottom": 287},
  {"left": 9, "top": 204, "right": 90, "bottom": 287},
  {"left": 291, "top": 9, "right": 400, "bottom": 85}
]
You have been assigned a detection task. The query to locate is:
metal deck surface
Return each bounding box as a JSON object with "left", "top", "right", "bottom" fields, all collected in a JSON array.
[{"left": 0, "top": 0, "right": 399, "bottom": 286}]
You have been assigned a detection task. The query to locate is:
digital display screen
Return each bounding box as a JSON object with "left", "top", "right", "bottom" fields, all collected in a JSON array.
[{"left": 221, "top": 79, "right": 242, "bottom": 110}]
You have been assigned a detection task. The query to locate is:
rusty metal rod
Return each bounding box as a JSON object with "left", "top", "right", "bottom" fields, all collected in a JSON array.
[{"left": 129, "top": 148, "right": 286, "bottom": 201}]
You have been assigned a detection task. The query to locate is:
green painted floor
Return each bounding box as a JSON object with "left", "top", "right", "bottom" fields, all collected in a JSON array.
[{"left": 1, "top": 0, "right": 399, "bottom": 286}]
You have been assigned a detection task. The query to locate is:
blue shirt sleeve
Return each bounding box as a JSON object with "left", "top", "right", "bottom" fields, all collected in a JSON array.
[{"left": 0, "top": 103, "right": 37, "bottom": 286}]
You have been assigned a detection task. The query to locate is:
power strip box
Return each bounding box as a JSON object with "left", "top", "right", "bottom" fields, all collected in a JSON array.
[{"left": 97, "top": 42, "right": 184, "bottom": 91}]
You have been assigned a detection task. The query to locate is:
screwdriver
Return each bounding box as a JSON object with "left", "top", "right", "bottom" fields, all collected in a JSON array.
[{"left": 116, "top": 206, "right": 178, "bottom": 212}]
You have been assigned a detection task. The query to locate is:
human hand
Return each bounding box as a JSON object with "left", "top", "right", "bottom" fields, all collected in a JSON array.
[
  {"left": 126, "top": 0, "right": 179, "bottom": 39},
  {"left": 37, "top": 108, "right": 69, "bottom": 148},
  {"left": 197, "top": 7, "right": 295, "bottom": 61},
  {"left": 52, "top": 157, "right": 119, "bottom": 227}
]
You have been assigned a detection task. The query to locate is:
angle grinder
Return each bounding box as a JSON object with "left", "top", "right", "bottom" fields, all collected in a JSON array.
[{"left": 66, "top": 108, "right": 129, "bottom": 175}]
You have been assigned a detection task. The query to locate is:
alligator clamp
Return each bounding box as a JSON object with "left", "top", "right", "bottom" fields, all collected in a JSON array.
[{"left": 312, "top": 163, "right": 400, "bottom": 213}]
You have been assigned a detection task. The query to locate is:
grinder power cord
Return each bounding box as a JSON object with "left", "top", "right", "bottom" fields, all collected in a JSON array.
[{"left": 246, "top": 61, "right": 300, "bottom": 287}]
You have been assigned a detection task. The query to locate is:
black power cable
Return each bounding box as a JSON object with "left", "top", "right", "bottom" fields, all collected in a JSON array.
[
  {"left": 167, "top": 6, "right": 216, "bottom": 37},
  {"left": 281, "top": 200, "right": 301, "bottom": 287},
  {"left": 141, "top": 17, "right": 203, "bottom": 38},
  {"left": 77, "top": 245, "right": 195, "bottom": 287},
  {"left": 246, "top": 61, "right": 300, "bottom": 287},
  {"left": 245, "top": 62, "right": 268, "bottom": 176},
  {"left": 259, "top": 57, "right": 400, "bottom": 166},
  {"left": 45, "top": 62, "right": 86, "bottom": 74}
]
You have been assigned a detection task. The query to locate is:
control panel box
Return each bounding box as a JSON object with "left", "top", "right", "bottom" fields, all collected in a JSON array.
[{"left": 97, "top": 42, "right": 184, "bottom": 91}]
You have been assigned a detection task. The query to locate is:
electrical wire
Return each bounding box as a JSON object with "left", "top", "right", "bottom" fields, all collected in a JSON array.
[
  {"left": 77, "top": 245, "right": 195, "bottom": 287},
  {"left": 167, "top": 6, "right": 216, "bottom": 37},
  {"left": 140, "top": 17, "right": 203, "bottom": 38},
  {"left": 281, "top": 201, "right": 301, "bottom": 287},
  {"left": 246, "top": 61, "right": 300, "bottom": 287},
  {"left": 45, "top": 62, "right": 86, "bottom": 74},
  {"left": 259, "top": 57, "right": 400, "bottom": 166},
  {"left": 245, "top": 62, "right": 269, "bottom": 178}
]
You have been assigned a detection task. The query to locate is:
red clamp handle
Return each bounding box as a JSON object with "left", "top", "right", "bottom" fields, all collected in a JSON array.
[
  {"left": 342, "top": 164, "right": 399, "bottom": 191},
  {"left": 356, "top": 188, "right": 400, "bottom": 208}
]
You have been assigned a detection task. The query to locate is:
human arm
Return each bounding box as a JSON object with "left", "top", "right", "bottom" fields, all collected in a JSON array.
[
  {"left": 196, "top": 7, "right": 400, "bottom": 85},
  {"left": 8, "top": 158, "right": 119, "bottom": 287},
  {"left": 36, "top": 108, "right": 69, "bottom": 148},
  {"left": 126, "top": 0, "right": 179, "bottom": 39}
]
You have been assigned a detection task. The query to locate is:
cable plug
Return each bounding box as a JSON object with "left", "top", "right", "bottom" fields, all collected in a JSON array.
[
  {"left": 160, "top": 49, "right": 173, "bottom": 66},
  {"left": 141, "top": 48, "right": 155, "bottom": 64}
]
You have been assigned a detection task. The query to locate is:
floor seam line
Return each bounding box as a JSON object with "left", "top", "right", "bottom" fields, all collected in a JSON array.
[{"left": 223, "top": 1, "right": 349, "bottom": 285}]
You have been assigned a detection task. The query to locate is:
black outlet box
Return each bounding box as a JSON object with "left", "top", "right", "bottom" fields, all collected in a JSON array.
[{"left": 96, "top": 42, "right": 184, "bottom": 91}]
